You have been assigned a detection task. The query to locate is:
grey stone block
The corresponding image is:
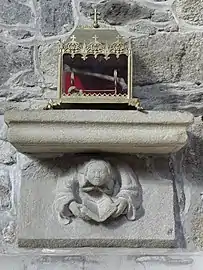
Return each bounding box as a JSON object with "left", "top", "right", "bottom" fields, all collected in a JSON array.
[
  {"left": 39, "top": 43, "right": 58, "bottom": 89},
  {"left": 80, "top": 1, "right": 154, "bottom": 26},
  {"left": 0, "top": 257, "right": 24, "bottom": 270},
  {"left": 0, "top": 101, "right": 31, "bottom": 115},
  {"left": 173, "top": 0, "right": 203, "bottom": 26},
  {"left": 151, "top": 11, "right": 173, "bottom": 23},
  {"left": 0, "top": 251, "right": 202, "bottom": 270},
  {"left": 9, "top": 30, "right": 34, "bottom": 40},
  {"left": 0, "top": 85, "right": 42, "bottom": 101},
  {"left": 0, "top": 141, "right": 16, "bottom": 165},
  {"left": 39, "top": 0, "right": 74, "bottom": 36},
  {"left": 6, "top": 87, "right": 42, "bottom": 102},
  {"left": 0, "top": 42, "right": 33, "bottom": 87},
  {"left": 182, "top": 116, "right": 203, "bottom": 249},
  {"left": 132, "top": 32, "right": 203, "bottom": 85},
  {"left": 0, "top": 169, "right": 11, "bottom": 211},
  {"left": 129, "top": 20, "right": 157, "bottom": 35},
  {"left": 133, "top": 82, "right": 203, "bottom": 115},
  {"left": 0, "top": 115, "right": 7, "bottom": 141},
  {"left": 0, "top": 0, "right": 32, "bottom": 25},
  {"left": 18, "top": 155, "right": 175, "bottom": 248},
  {"left": 2, "top": 221, "right": 16, "bottom": 243},
  {"left": 129, "top": 19, "right": 178, "bottom": 36},
  {"left": 5, "top": 110, "right": 193, "bottom": 155}
]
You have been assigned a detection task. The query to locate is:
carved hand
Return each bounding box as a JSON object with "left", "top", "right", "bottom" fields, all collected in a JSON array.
[
  {"left": 69, "top": 201, "right": 91, "bottom": 221},
  {"left": 69, "top": 201, "right": 82, "bottom": 217},
  {"left": 112, "top": 197, "right": 128, "bottom": 218}
]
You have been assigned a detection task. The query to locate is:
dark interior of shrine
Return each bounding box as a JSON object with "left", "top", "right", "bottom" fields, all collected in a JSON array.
[{"left": 62, "top": 54, "right": 128, "bottom": 95}]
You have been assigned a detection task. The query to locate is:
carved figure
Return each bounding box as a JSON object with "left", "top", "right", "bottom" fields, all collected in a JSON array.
[{"left": 54, "top": 159, "right": 142, "bottom": 224}]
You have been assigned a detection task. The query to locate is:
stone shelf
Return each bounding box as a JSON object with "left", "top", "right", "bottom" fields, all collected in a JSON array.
[{"left": 4, "top": 110, "right": 193, "bottom": 155}]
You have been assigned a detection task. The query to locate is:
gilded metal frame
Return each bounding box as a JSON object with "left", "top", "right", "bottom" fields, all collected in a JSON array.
[
  {"left": 44, "top": 9, "right": 142, "bottom": 110},
  {"left": 55, "top": 36, "right": 141, "bottom": 107}
]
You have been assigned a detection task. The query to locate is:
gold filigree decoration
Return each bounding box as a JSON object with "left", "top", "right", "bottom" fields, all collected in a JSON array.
[
  {"left": 86, "top": 35, "right": 105, "bottom": 58},
  {"left": 64, "top": 35, "right": 81, "bottom": 57},
  {"left": 81, "top": 41, "right": 88, "bottom": 60},
  {"left": 63, "top": 34, "right": 128, "bottom": 58},
  {"left": 43, "top": 99, "right": 61, "bottom": 110},
  {"left": 128, "top": 99, "right": 144, "bottom": 111},
  {"left": 109, "top": 36, "right": 127, "bottom": 58},
  {"left": 63, "top": 92, "right": 127, "bottom": 98}
]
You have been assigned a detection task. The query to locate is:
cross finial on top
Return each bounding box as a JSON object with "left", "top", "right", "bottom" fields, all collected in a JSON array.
[
  {"left": 70, "top": 35, "right": 76, "bottom": 42},
  {"left": 92, "top": 34, "right": 98, "bottom": 43},
  {"left": 90, "top": 8, "right": 100, "bottom": 28}
]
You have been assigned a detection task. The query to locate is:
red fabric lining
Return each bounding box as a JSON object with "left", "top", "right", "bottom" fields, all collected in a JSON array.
[
  {"left": 63, "top": 72, "right": 119, "bottom": 95},
  {"left": 64, "top": 72, "right": 85, "bottom": 94}
]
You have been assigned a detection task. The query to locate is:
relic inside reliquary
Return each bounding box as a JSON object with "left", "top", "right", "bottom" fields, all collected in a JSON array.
[{"left": 45, "top": 9, "right": 142, "bottom": 110}]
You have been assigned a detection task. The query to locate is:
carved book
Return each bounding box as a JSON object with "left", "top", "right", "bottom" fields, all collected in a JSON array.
[{"left": 81, "top": 191, "right": 117, "bottom": 222}]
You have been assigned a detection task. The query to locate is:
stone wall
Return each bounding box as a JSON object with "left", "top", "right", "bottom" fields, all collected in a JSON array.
[{"left": 0, "top": 0, "right": 203, "bottom": 269}]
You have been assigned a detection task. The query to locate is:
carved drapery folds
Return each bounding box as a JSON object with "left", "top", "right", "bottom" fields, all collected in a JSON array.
[{"left": 54, "top": 158, "right": 143, "bottom": 224}]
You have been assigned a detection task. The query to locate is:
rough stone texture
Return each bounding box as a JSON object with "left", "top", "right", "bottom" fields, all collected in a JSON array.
[
  {"left": 192, "top": 214, "right": 203, "bottom": 247},
  {"left": 0, "top": 141, "right": 16, "bottom": 165},
  {"left": 81, "top": 1, "right": 154, "bottom": 25},
  {"left": 0, "top": 169, "right": 11, "bottom": 211},
  {"left": 151, "top": 11, "right": 173, "bottom": 23},
  {"left": 4, "top": 110, "right": 193, "bottom": 155},
  {"left": 182, "top": 116, "right": 203, "bottom": 248},
  {"left": 0, "top": 101, "right": 31, "bottom": 115},
  {"left": 133, "top": 82, "right": 203, "bottom": 115},
  {"left": 19, "top": 156, "right": 175, "bottom": 248},
  {"left": 129, "top": 19, "right": 179, "bottom": 36},
  {"left": 0, "top": 115, "right": 7, "bottom": 141},
  {"left": 0, "top": 86, "right": 42, "bottom": 102},
  {"left": 2, "top": 221, "right": 16, "bottom": 243},
  {"left": 38, "top": 43, "right": 58, "bottom": 89},
  {"left": 0, "top": 251, "right": 203, "bottom": 270},
  {"left": 132, "top": 32, "right": 203, "bottom": 86},
  {"left": 129, "top": 20, "right": 157, "bottom": 35},
  {"left": 80, "top": 1, "right": 178, "bottom": 35},
  {"left": 0, "top": 0, "right": 32, "bottom": 25},
  {"left": 174, "top": 0, "right": 203, "bottom": 26},
  {"left": 9, "top": 30, "right": 34, "bottom": 40},
  {"left": 39, "top": 0, "right": 74, "bottom": 36},
  {"left": 0, "top": 42, "right": 33, "bottom": 87}
]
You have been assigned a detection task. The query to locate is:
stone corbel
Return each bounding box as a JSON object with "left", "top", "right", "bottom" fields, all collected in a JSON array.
[
  {"left": 3, "top": 109, "right": 194, "bottom": 248},
  {"left": 4, "top": 110, "right": 193, "bottom": 155}
]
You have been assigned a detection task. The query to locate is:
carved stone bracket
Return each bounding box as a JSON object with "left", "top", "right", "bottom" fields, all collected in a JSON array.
[
  {"left": 18, "top": 155, "right": 176, "bottom": 248},
  {"left": 4, "top": 109, "right": 194, "bottom": 248},
  {"left": 4, "top": 110, "right": 193, "bottom": 155}
]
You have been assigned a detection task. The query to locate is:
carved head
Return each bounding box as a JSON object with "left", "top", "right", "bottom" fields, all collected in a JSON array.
[{"left": 84, "top": 160, "right": 111, "bottom": 186}]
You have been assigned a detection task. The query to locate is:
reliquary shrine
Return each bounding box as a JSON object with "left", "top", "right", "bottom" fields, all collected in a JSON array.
[{"left": 46, "top": 13, "right": 142, "bottom": 110}]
